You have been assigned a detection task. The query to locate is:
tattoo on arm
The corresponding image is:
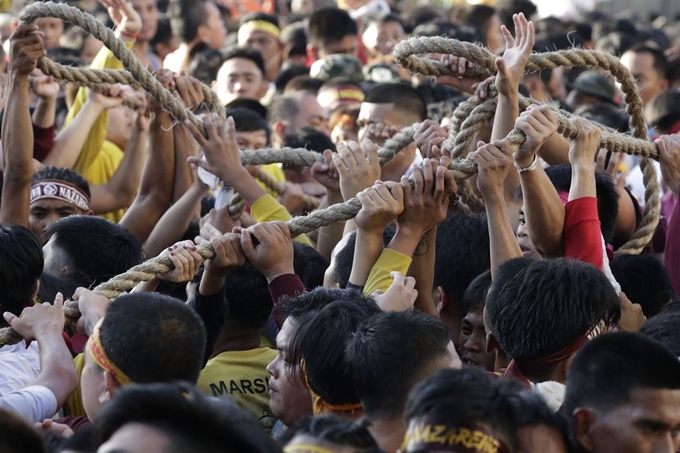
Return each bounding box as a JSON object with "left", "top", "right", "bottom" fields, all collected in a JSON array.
[{"left": 414, "top": 232, "right": 430, "bottom": 257}]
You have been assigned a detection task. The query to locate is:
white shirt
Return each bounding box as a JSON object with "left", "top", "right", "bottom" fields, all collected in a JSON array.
[
  {"left": 0, "top": 342, "right": 41, "bottom": 396},
  {"left": 0, "top": 385, "right": 57, "bottom": 424}
]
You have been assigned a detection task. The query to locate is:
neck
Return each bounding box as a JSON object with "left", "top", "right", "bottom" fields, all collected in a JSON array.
[
  {"left": 369, "top": 416, "right": 405, "bottom": 453},
  {"left": 211, "top": 326, "right": 263, "bottom": 358},
  {"left": 134, "top": 39, "right": 149, "bottom": 53}
]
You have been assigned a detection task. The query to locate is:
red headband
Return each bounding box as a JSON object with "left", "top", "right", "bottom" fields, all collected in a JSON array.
[{"left": 30, "top": 180, "right": 90, "bottom": 211}]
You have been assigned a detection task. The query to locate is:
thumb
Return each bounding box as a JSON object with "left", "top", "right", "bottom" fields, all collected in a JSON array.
[
  {"left": 187, "top": 156, "right": 207, "bottom": 169},
  {"left": 496, "top": 57, "right": 507, "bottom": 74},
  {"left": 3, "top": 311, "right": 17, "bottom": 325},
  {"left": 240, "top": 229, "right": 256, "bottom": 256}
]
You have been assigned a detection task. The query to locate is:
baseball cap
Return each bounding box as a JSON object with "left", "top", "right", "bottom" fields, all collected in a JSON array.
[
  {"left": 310, "top": 55, "right": 365, "bottom": 84},
  {"left": 570, "top": 71, "right": 619, "bottom": 105}
]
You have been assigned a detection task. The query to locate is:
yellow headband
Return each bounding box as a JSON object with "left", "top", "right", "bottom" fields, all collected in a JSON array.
[
  {"left": 87, "top": 319, "right": 134, "bottom": 386},
  {"left": 284, "top": 445, "right": 334, "bottom": 453},
  {"left": 301, "top": 361, "right": 362, "bottom": 415},
  {"left": 241, "top": 20, "right": 281, "bottom": 40}
]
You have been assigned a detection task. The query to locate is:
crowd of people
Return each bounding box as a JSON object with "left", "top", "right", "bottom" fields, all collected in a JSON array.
[{"left": 0, "top": 0, "right": 680, "bottom": 451}]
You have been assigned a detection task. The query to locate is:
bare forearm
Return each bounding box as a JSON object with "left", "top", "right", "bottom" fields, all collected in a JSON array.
[
  {"left": 218, "top": 166, "right": 267, "bottom": 207},
  {"left": 537, "top": 133, "right": 570, "bottom": 165},
  {"left": 349, "top": 229, "right": 384, "bottom": 287},
  {"left": 45, "top": 101, "right": 105, "bottom": 168},
  {"left": 388, "top": 226, "right": 423, "bottom": 259},
  {"left": 408, "top": 228, "right": 438, "bottom": 316},
  {"left": 104, "top": 127, "right": 147, "bottom": 204},
  {"left": 316, "top": 192, "right": 345, "bottom": 261},
  {"left": 520, "top": 167, "right": 565, "bottom": 257},
  {"left": 493, "top": 94, "right": 522, "bottom": 200},
  {"left": 32, "top": 330, "right": 77, "bottom": 407},
  {"left": 569, "top": 164, "right": 596, "bottom": 201},
  {"left": 32, "top": 96, "right": 56, "bottom": 128},
  {"left": 1, "top": 75, "right": 33, "bottom": 226},
  {"left": 200, "top": 269, "right": 226, "bottom": 296},
  {"left": 172, "top": 126, "right": 196, "bottom": 202},
  {"left": 485, "top": 193, "right": 522, "bottom": 279},
  {"left": 145, "top": 183, "right": 209, "bottom": 257}
]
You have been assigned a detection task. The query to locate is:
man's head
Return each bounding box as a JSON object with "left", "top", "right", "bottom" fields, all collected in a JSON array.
[
  {"left": 434, "top": 214, "right": 491, "bottom": 338},
  {"left": 306, "top": 7, "right": 359, "bottom": 61},
  {"left": 361, "top": 14, "right": 404, "bottom": 60},
  {"left": 459, "top": 270, "right": 496, "bottom": 371},
  {"left": 611, "top": 255, "right": 674, "bottom": 318},
  {"left": 621, "top": 45, "right": 669, "bottom": 107},
  {"left": 92, "top": 382, "right": 279, "bottom": 453},
  {"left": 130, "top": 0, "right": 159, "bottom": 42},
  {"left": 288, "top": 298, "right": 381, "bottom": 416},
  {"left": 282, "top": 415, "right": 381, "bottom": 453},
  {"left": 168, "top": 0, "right": 225, "bottom": 49},
  {"left": 486, "top": 258, "right": 621, "bottom": 384},
  {"left": 463, "top": 5, "right": 503, "bottom": 51},
  {"left": 646, "top": 88, "right": 680, "bottom": 135},
  {"left": 284, "top": 127, "right": 335, "bottom": 187},
  {"left": 30, "top": 166, "right": 92, "bottom": 244},
  {"left": 42, "top": 216, "right": 144, "bottom": 288},
  {"left": 566, "top": 71, "right": 619, "bottom": 111},
  {"left": 0, "top": 225, "right": 43, "bottom": 319},
  {"left": 317, "top": 77, "right": 364, "bottom": 114},
  {"left": 229, "top": 107, "right": 270, "bottom": 149},
  {"left": 215, "top": 47, "right": 268, "bottom": 105},
  {"left": 221, "top": 264, "right": 272, "bottom": 332},
  {"left": 238, "top": 13, "right": 283, "bottom": 82},
  {"left": 640, "top": 312, "right": 680, "bottom": 357},
  {"left": 564, "top": 332, "right": 680, "bottom": 453},
  {"left": 268, "top": 91, "right": 330, "bottom": 144},
  {"left": 81, "top": 293, "right": 206, "bottom": 420},
  {"left": 496, "top": 0, "right": 538, "bottom": 34},
  {"left": 345, "top": 311, "right": 455, "bottom": 421},
  {"left": 268, "top": 288, "right": 373, "bottom": 426}
]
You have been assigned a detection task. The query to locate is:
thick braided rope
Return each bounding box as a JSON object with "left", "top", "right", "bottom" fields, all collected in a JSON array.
[
  {"left": 254, "top": 168, "right": 321, "bottom": 210},
  {"left": 19, "top": 2, "right": 222, "bottom": 135}
]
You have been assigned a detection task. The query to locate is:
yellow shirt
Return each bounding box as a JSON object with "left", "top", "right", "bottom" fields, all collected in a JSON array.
[
  {"left": 63, "top": 353, "right": 86, "bottom": 418},
  {"left": 62, "top": 42, "right": 134, "bottom": 223},
  {"left": 364, "top": 248, "right": 413, "bottom": 295},
  {"left": 197, "top": 348, "right": 278, "bottom": 432},
  {"left": 250, "top": 193, "right": 314, "bottom": 247},
  {"left": 257, "top": 164, "right": 286, "bottom": 198}
]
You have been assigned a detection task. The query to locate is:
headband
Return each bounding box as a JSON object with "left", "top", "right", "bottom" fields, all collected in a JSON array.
[
  {"left": 284, "top": 445, "right": 334, "bottom": 453},
  {"left": 301, "top": 361, "right": 362, "bottom": 415},
  {"left": 87, "top": 318, "right": 134, "bottom": 386},
  {"left": 522, "top": 318, "right": 610, "bottom": 366},
  {"left": 318, "top": 86, "right": 365, "bottom": 109},
  {"left": 240, "top": 20, "right": 281, "bottom": 40},
  {"left": 402, "top": 419, "right": 511, "bottom": 453},
  {"left": 30, "top": 180, "right": 90, "bottom": 211}
]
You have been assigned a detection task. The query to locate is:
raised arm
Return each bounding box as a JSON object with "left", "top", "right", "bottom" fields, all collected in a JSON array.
[
  {"left": 311, "top": 150, "right": 344, "bottom": 261},
  {"left": 513, "top": 104, "right": 564, "bottom": 258},
  {"left": 470, "top": 140, "right": 522, "bottom": 279},
  {"left": 1, "top": 24, "right": 45, "bottom": 227},
  {"left": 31, "top": 75, "right": 59, "bottom": 129}
]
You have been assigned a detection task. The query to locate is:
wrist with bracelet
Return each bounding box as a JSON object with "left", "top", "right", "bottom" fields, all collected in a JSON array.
[
  {"left": 514, "top": 154, "right": 539, "bottom": 173},
  {"left": 118, "top": 29, "right": 140, "bottom": 40}
]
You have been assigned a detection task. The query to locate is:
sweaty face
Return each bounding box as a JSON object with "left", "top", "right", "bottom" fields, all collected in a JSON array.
[
  {"left": 200, "top": 1, "right": 227, "bottom": 50},
  {"left": 216, "top": 58, "right": 265, "bottom": 104},
  {"left": 30, "top": 199, "right": 84, "bottom": 245},
  {"left": 130, "top": 0, "right": 159, "bottom": 41},
  {"left": 585, "top": 388, "right": 680, "bottom": 453},
  {"left": 238, "top": 29, "right": 282, "bottom": 76},
  {"left": 36, "top": 17, "right": 64, "bottom": 49},
  {"left": 266, "top": 318, "right": 313, "bottom": 427},
  {"left": 621, "top": 51, "right": 668, "bottom": 107},
  {"left": 516, "top": 207, "right": 540, "bottom": 259},
  {"left": 319, "top": 35, "right": 358, "bottom": 59},
  {"left": 292, "top": 95, "right": 330, "bottom": 136},
  {"left": 97, "top": 423, "right": 170, "bottom": 453},
  {"left": 459, "top": 308, "right": 496, "bottom": 371}
]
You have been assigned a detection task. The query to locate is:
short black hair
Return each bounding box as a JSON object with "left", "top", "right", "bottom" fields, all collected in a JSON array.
[
  {"left": 46, "top": 216, "right": 144, "bottom": 288},
  {"left": 292, "top": 242, "right": 329, "bottom": 289},
  {"left": 222, "top": 46, "right": 266, "bottom": 77},
  {"left": 459, "top": 269, "right": 492, "bottom": 320},
  {"left": 285, "top": 127, "right": 335, "bottom": 154},
  {"left": 574, "top": 103, "right": 630, "bottom": 133},
  {"left": 100, "top": 293, "right": 206, "bottom": 383},
  {"left": 496, "top": 0, "right": 537, "bottom": 34},
  {"left": 151, "top": 15, "right": 174, "bottom": 49},
  {"left": 93, "top": 382, "right": 280, "bottom": 453},
  {"left": 188, "top": 48, "right": 223, "bottom": 86},
  {"left": 0, "top": 407, "right": 46, "bottom": 453},
  {"left": 274, "top": 65, "right": 310, "bottom": 94},
  {"left": 307, "top": 7, "right": 358, "bottom": 48},
  {"left": 280, "top": 416, "right": 380, "bottom": 453},
  {"left": 412, "top": 20, "right": 483, "bottom": 44},
  {"left": 31, "top": 166, "right": 91, "bottom": 199},
  {"left": 277, "top": 287, "right": 374, "bottom": 320},
  {"left": 611, "top": 255, "right": 673, "bottom": 318},
  {"left": 168, "top": 0, "right": 210, "bottom": 44},
  {"left": 228, "top": 107, "right": 271, "bottom": 141},
  {"left": 625, "top": 44, "right": 669, "bottom": 79},
  {"left": 288, "top": 298, "right": 381, "bottom": 406},
  {"left": 222, "top": 264, "right": 272, "bottom": 328},
  {"left": 563, "top": 332, "right": 680, "bottom": 416},
  {"left": 544, "top": 164, "right": 619, "bottom": 243},
  {"left": 462, "top": 5, "right": 497, "bottom": 36},
  {"left": 332, "top": 228, "right": 395, "bottom": 289},
  {"left": 284, "top": 75, "right": 324, "bottom": 94},
  {"left": 0, "top": 225, "right": 43, "bottom": 316},
  {"left": 363, "top": 83, "right": 427, "bottom": 122},
  {"left": 239, "top": 12, "right": 279, "bottom": 29},
  {"left": 345, "top": 311, "right": 451, "bottom": 418},
  {"left": 434, "top": 214, "right": 491, "bottom": 307},
  {"left": 640, "top": 312, "right": 680, "bottom": 356},
  {"left": 486, "top": 258, "right": 620, "bottom": 382},
  {"left": 268, "top": 91, "right": 317, "bottom": 125},
  {"left": 405, "top": 367, "right": 528, "bottom": 452}
]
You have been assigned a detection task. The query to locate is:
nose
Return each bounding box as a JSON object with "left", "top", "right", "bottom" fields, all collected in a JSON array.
[
  {"left": 464, "top": 333, "right": 482, "bottom": 354},
  {"left": 652, "top": 433, "right": 676, "bottom": 453},
  {"left": 516, "top": 222, "right": 528, "bottom": 238},
  {"left": 266, "top": 356, "right": 278, "bottom": 377}
]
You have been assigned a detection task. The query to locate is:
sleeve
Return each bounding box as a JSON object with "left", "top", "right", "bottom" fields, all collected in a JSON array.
[
  {"left": 188, "top": 287, "right": 228, "bottom": 366},
  {"left": 363, "top": 248, "right": 413, "bottom": 296},
  {"left": 32, "top": 123, "right": 55, "bottom": 162},
  {"left": 62, "top": 42, "right": 134, "bottom": 175},
  {"left": 564, "top": 197, "right": 603, "bottom": 270},
  {"left": 0, "top": 385, "right": 57, "bottom": 424},
  {"left": 250, "top": 194, "right": 314, "bottom": 247},
  {"left": 268, "top": 273, "right": 306, "bottom": 328},
  {"left": 665, "top": 197, "right": 680, "bottom": 295}
]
